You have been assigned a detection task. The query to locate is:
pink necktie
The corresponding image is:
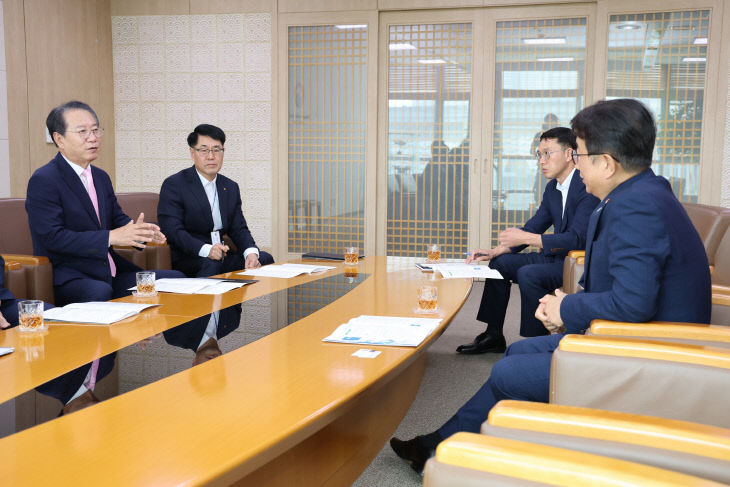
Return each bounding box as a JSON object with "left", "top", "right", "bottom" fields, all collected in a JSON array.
[
  {"left": 82, "top": 167, "right": 116, "bottom": 277},
  {"left": 84, "top": 356, "right": 100, "bottom": 391}
]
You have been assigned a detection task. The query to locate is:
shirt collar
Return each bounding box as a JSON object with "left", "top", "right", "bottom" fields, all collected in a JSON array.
[
  {"left": 556, "top": 168, "right": 575, "bottom": 193},
  {"left": 195, "top": 169, "right": 217, "bottom": 188},
  {"left": 62, "top": 154, "right": 87, "bottom": 177}
]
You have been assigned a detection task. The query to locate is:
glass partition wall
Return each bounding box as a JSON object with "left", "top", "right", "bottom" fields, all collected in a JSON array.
[{"left": 281, "top": 2, "right": 722, "bottom": 256}]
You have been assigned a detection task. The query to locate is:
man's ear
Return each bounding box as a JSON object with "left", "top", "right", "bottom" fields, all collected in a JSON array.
[
  {"left": 53, "top": 132, "right": 64, "bottom": 148},
  {"left": 601, "top": 154, "right": 618, "bottom": 179}
]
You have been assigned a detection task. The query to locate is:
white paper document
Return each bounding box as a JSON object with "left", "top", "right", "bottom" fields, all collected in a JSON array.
[
  {"left": 0, "top": 347, "right": 14, "bottom": 357},
  {"left": 429, "top": 263, "right": 504, "bottom": 280},
  {"left": 44, "top": 302, "right": 158, "bottom": 325},
  {"left": 129, "top": 278, "right": 251, "bottom": 295},
  {"left": 238, "top": 263, "right": 335, "bottom": 279},
  {"left": 323, "top": 315, "right": 443, "bottom": 347}
]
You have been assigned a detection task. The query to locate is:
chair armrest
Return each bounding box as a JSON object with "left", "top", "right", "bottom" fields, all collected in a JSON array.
[
  {"left": 1, "top": 253, "right": 50, "bottom": 266},
  {"left": 558, "top": 335, "right": 730, "bottom": 370},
  {"left": 4, "top": 260, "right": 26, "bottom": 299},
  {"left": 588, "top": 320, "right": 730, "bottom": 344},
  {"left": 1, "top": 253, "right": 54, "bottom": 303},
  {"left": 487, "top": 401, "right": 730, "bottom": 462},
  {"left": 430, "top": 432, "right": 712, "bottom": 487},
  {"left": 568, "top": 250, "right": 585, "bottom": 259}
]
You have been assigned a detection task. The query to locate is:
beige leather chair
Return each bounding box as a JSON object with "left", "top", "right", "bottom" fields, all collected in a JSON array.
[
  {"left": 0, "top": 198, "right": 54, "bottom": 303},
  {"left": 478, "top": 401, "right": 730, "bottom": 484},
  {"left": 551, "top": 335, "right": 730, "bottom": 428},
  {"left": 561, "top": 250, "right": 584, "bottom": 294},
  {"left": 424, "top": 431, "right": 722, "bottom": 487},
  {"left": 114, "top": 192, "right": 171, "bottom": 270}
]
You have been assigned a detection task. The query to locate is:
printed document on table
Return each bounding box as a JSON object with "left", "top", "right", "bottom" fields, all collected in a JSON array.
[
  {"left": 238, "top": 263, "right": 335, "bottom": 279},
  {"left": 429, "top": 263, "right": 503, "bottom": 280},
  {"left": 129, "top": 278, "right": 251, "bottom": 295},
  {"left": 323, "top": 315, "right": 443, "bottom": 347},
  {"left": 44, "top": 302, "right": 158, "bottom": 325}
]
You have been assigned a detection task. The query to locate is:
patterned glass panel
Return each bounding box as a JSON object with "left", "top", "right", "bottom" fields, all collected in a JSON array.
[
  {"left": 386, "top": 23, "right": 472, "bottom": 258},
  {"left": 288, "top": 25, "right": 367, "bottom": 253},
  {"left": 492, "top": 18, "right": 587, "bottom": 247},
  {"left": 607, "top": 10, "right": 710, "bottom": 202}
]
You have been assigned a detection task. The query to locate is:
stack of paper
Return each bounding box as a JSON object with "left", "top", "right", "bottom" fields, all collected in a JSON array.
[
  {"left": 44, "top": 302, "right": 159, "bottom": 325},
  {"left": 323, "top": 315, "right": 443, "bottom": 347},
  {"left": 238, "top": 263, "right": 335, "bottom": 279},
  {"left": 429, "top": 263, "right": 504, "bottom": 280},
  {"left": 130, "top": 278, "right": 252, "bottom": 295}
]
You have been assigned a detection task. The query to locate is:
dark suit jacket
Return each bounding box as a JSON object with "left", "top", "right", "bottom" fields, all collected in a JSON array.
[
  {"left": 561, "top": 169, "right": 711, "bottom": 333},
  {"left": 515, "top": 170, "right": 599, "bottom": 258},
  {"left": 25, "top": 153, "right": 139, "bottom": 286},
  {"left": 158, "top": 166, "right": 258, "bottom": 269},
  {"left": 163, "top": 305, "right": 242, "bottom": 352}
]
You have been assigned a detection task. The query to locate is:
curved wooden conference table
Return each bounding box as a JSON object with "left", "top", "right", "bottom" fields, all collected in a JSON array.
[{"left": 0, "top": 256, "right": 471, "bottom": 486}]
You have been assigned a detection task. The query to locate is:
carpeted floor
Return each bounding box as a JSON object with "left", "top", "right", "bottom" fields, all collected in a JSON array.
[{"left": 352, "top": 281, "right": 524, "bottom": 486}]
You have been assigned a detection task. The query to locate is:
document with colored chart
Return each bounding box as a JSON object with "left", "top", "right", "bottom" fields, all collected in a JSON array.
[{"left": 323, "top": 315, "right": 443, "bottom": 347}]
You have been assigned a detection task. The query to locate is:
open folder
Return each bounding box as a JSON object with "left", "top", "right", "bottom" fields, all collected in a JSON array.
[{"left": 323, "top": 315, "right": 442, "bottom": 347}]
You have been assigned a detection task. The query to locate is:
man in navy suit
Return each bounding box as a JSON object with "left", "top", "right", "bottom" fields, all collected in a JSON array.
[
  {"left": 458, "top": 127, "right": 598, "bottom": 354},
  {"left": 390, "top": 99, "right": 711, "bottom": 474},
  {"left": 26, "top": 101, "right": 184, "bottom": 306},
  {"left": 163, "top": 304, "right": 242, "bottom": 366},
  {"left": 158, "top": 124, "right": 273, "bottom": 278}
]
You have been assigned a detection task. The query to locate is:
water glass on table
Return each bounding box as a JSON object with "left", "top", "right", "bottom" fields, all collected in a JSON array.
[
  {"left": 344, "top": 246, "right": 359, "bottom": 265},
  {"left": 135, "top": 271, "right": 157, "bottom": 297},
  {"left": 426, "top": 244, "right": 441, "bottom": 263},
  {"left": 416, "top": 285, "right": 438, "bottom": 313},
  {"left": 18, "top": 300, "right": 46, "bottom": 332}
]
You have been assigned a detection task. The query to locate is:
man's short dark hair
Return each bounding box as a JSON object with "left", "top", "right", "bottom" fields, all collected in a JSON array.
[
  {"left": 571, "top": 98, "right": 656, "bottom": 172},
  {"left": 188, "top": 124, "right": 226, "bottom": 147},
  {"left": 540, "top": 127, "right": 577, "bottom": 150},
  {"left": 46, "top": 101, "right": 99, "bottom": 148}
]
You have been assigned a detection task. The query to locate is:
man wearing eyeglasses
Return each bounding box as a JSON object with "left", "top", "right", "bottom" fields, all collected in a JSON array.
[
  {"left": 458, "top": 127, "right": 599, "bottom": 354},
  {"left": 158, "top": 124, "right": 273, "bottom": 277},
  {"left": 26, "top": 101, "right": 184, "bottom": 306}
]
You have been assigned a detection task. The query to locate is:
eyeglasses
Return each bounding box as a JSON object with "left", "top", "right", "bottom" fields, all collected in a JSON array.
[
  {"left": 192, "top": 147, "right": 225, "bottom": 156},
  {"left": 572, "top": 152, "right": 617, "bottom": 164},
  {"left": 66, "top": 128, "right": 104, "bottom": 139},
  {"left": 535, "top": 148, "right": 566, "bottom": 161}
]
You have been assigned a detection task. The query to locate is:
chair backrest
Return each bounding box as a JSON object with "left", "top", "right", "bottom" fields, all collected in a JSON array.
[
  {"left": 0, "top": 198, "right": 34, "bottom": 254},
  {"left": 116, "top": 192, "right": 161, "bottom": 223},
  {"left": 682, "top": 203, "right": 730, "bottom": 265},
  {"left": 712, "top": 222, "right": 730, "bottom": 286}
]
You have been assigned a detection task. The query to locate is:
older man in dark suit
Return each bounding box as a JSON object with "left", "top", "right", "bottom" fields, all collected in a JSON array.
[
  {"left": 25, "top": 101, "right": 184, "bottom": 306},
  {"left": 158, "top": 124, "right": 273, "bottom": 278},
  {"left": 390, "top": 98, "right": 711, "bottom": 474}
]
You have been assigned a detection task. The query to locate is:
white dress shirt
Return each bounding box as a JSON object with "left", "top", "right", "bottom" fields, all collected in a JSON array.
[{"left": 555, "top": 168, "right": 576, "bottom": 217}]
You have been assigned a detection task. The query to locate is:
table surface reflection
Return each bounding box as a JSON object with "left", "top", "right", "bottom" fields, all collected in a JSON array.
[{"left": 0, "top": 257, "right": 472, "bottom": 486}]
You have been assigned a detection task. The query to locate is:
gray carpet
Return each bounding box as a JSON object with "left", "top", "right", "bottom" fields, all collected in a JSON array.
[{"left": 352, "top": 281, "right": 524, "bottom": 486}]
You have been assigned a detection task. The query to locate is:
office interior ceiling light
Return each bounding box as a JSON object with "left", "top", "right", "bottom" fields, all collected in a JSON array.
[
  {"left": 389, "top": 43, "right": 417, "bottom": 50},
  {"left": 522, "top": 36, "right": 566, "bottom": 45},
  {"left": 418, "top": 59, "right": 447, "bottom": 64},
  {"left": 617, "top": 22, "right": 641, "bottom": 30},
  {"left": 693, "top": 37, "right": 708, "bottom": 45},
  {"left": 335, "top": 24, "right": 367, "bottom": 29},
  {"left": 681, "top": 57, "right": 706, "bottom": 62},
  {"left": 537, "top": 57, "right": 574, "bottom": 62}
]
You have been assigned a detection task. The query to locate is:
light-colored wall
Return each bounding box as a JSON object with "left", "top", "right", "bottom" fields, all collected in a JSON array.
[
  {"left": 0, "top": 1, "right": 9, "bottom": 198},
  {"left": 110, "top": 13, "right": 272, "bottom": 249},
  {"left": 724, "top": 56, "right": 730, "bottom": 208}
]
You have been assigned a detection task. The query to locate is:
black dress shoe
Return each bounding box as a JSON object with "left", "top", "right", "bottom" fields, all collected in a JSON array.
[
  {"left": 457, "top": 334, "right": 506, "bottom": 354},
  {"left": 390, "top": 436, "right": 432, "bottom": 474},
  {"left": 455, "top": 331, "right": 488, "bottom": 353}
]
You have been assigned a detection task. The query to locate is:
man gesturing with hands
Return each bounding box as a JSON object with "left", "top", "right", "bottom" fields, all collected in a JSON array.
[{"left": 26, "top": 101, "right": 183, "bottom": 306}]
